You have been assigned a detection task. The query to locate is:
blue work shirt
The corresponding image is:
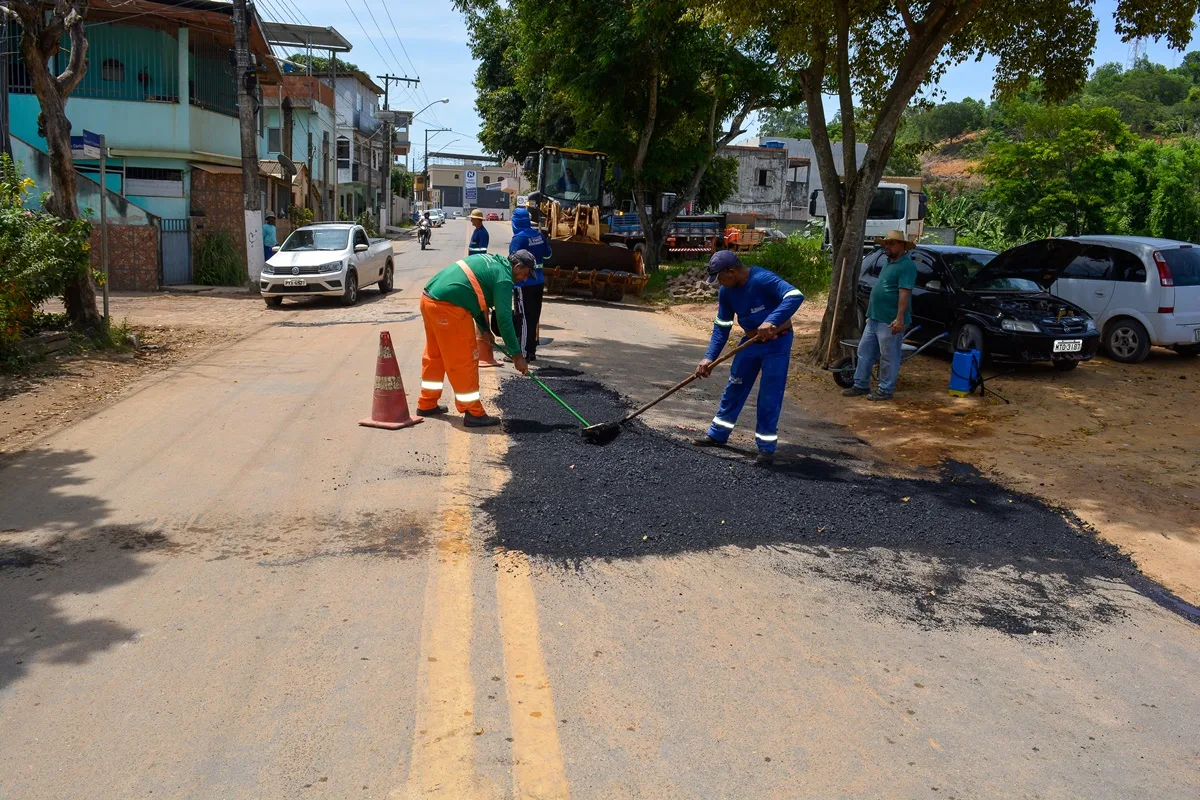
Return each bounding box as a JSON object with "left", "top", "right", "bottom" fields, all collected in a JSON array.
[
  {"left": 468, "top": 224, "right": 489, "bottom": 255},
  {"left": 509, "top": 208, "right": 552, "bottom": 287},
  {"left": 704, "top": 266, "right": 804, "bottom": 361},
  {"left": 262, "top": 223, "right": 278, "bottom": 248}
]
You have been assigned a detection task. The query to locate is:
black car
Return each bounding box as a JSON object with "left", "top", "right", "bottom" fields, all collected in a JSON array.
[{"left": 856, "top": 244, "right": 1101, "bottom": 370}]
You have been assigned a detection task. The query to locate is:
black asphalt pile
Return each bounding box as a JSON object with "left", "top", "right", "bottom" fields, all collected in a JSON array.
[{"left": 485, "top": 370, "right": 1136, "bottom": 636}]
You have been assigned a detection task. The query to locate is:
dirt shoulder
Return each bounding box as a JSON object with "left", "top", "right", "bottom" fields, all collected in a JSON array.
[
  {"left": 0, "top": 292, "right": 270, "bottom": 457},
  {"left": 667, "top": 300, "right": 1200, "bottom": 606}
]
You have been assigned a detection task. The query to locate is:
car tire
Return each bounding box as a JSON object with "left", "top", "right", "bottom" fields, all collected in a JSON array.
[
  {"left": 342, "top": 270, "right": 359, "bottom": 306},
  {"left": 952, "top": 321, "right": 987, "bottom": 362},
  {"left": 1052, "top": 360, "right": 1079, "bottom": 372},
  {"left": 1172, "top": 343, "right": 1200, "bottom": 357},
  {"left": 831, "top": 356, "right": 856, "bottom": 388},
  {"left": 264, "top": 295, "right": 283, "bottom": 308},
  {"left": 1104, "top": 317, "right": 1150, "bottom": 363},
  {"left": 379, "top": 260, "right": 393, "bottom": 293}
]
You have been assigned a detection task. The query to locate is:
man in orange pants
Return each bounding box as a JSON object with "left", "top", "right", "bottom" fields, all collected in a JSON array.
[{"left": 418, "top": 250, "right": 533, "bottom": 427}]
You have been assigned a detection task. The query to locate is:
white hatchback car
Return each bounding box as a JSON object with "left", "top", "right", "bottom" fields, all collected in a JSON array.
[{"left": 1045, "top": 236, "right": 1200, "bottom": 362}]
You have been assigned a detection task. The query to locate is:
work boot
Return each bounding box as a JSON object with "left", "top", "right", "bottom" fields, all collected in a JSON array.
[
  {"left": 755, "top": 451, "right": 775, "bottom": 467},
  {"left": 463, "top": 412, "right": 501, "bottom": 428},
  {"left": 842, "top": 386, "right": 869, "bottom": 397},
  {"left": 691, "top": 435, "right": 726, "bottom": 448},
  {"left": 417, "top": 405, "right": 449, "bottom": 417},
  {"left": 867, "top": 391, "right": 894, "bottom": 401}
]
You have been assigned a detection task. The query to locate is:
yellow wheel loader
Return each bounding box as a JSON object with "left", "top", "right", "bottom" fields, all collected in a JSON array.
[{"left": 522, "top": 147, "right": 647, "bottom": 301}]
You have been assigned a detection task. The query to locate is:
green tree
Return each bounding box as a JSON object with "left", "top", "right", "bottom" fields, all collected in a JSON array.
[
  {"left": 455, "top": 0, "right": 796, "bottom": 270},
  {"left": 4, "top": 0, "right": 100, "bottom": 330},
  {"left": 695, "top": 155, "right": 738, "bottom": 211},
  {"left": 698, "top": 0, "right": 1198, "bottom": 361},
  {"left": 1148, "top": 141, "right": 1200, "bottom": 241},
  {"left": 758, "top": 106, "right": 810, "bottom": 139},
  {"left": 979, "top": 104, "right": 1135, "bottom": 235}
]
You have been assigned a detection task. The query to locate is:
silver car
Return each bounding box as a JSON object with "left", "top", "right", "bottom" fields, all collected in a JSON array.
[
  {"left": 260, "top": 223, "right": 394, "bottom": 307},
  {"left": 1051, "top": 236, "right": 1200, "bottom": 362}
]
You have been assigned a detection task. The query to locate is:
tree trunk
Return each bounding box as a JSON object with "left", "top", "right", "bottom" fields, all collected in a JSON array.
[{"left": 15, "top": 4, "right": 101, "bottom": 331}]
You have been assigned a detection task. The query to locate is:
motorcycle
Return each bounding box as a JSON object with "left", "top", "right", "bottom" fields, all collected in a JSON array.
[{"left": 418, "top": 222, "right": 431, "bottom": 250}]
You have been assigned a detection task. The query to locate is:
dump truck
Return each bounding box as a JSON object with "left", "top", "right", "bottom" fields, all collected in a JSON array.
[{"left": 522, "top": 147, "right": 647, "bottom": 301}]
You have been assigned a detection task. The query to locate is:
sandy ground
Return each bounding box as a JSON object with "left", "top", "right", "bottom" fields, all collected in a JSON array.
[
  {"left": 669, "top": 300, "right": 1200, "bottom": 606},
  {"left": 0, "top": 296, "right": 260, "bottom": 457}
]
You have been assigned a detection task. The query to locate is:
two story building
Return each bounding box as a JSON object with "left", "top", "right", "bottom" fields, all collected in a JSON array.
[
  {"left": 321, "top": 69, "right": 387, "bottom": 223},
  {"left": 4, "top": 0, "right": 282, "bottom": 287}
]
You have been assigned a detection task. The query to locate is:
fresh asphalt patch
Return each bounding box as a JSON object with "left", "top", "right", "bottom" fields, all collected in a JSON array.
[{"left": 484, "top": 369, "right": 1143, "bottom": 636}]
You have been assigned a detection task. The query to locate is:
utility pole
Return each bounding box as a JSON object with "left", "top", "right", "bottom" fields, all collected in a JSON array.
[
  {"left": 232, "top": 0, "right": 263, "bottom": 284},
  {"left": 376, "top": 73, "right": 419, "bottom": 233}
]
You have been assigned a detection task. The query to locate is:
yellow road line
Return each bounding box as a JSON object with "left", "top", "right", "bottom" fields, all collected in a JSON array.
[
  {"left": 395, "top": 424, "right": 478, "bottom": 799},
  {"left": 487, "top": 403, "right": 571, "bottom": 799}
]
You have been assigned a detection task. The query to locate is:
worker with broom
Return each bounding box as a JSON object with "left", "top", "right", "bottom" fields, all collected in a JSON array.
[
  {"left": 692, "top": 250, "right": 804, "bottom": 465},
  {"left": 418, "top": 251, "right": 534, "bottom": 428}
]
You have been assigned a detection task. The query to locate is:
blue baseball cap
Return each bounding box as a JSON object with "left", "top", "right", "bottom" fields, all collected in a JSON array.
[{"left": 705, "top": 249, "right": 742, "bottom": 283}]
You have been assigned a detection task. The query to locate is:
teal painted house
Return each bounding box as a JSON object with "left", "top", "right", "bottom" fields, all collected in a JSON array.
[{"left": 3, "top": 0, "right": 282, "bottom": 286}]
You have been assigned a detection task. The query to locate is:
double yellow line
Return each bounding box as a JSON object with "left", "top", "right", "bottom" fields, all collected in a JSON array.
[{"left": 394, "top": 370, "right": 569, "bottom": 799}]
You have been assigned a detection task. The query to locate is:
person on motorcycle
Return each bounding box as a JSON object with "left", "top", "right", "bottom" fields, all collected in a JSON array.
[{"left": 418, "top": 212, "right": 432, "bottom": 249}]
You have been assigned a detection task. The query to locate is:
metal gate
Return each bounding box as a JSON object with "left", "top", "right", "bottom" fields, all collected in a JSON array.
[{"left": 160, "top": 218, "right": 191, "bottom": 285}]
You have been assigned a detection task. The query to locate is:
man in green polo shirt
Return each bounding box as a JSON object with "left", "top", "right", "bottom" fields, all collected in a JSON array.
[
  {"left": 418, "top": 251, "right": 533, "bottom": 427},
  {"left": 844, "top": 229, "right": 917, "bottom": 401}
]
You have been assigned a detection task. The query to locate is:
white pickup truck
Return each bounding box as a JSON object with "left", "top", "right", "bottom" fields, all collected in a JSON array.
[{"left": 260, "top": 223, "right": 394, "bottom": 307}]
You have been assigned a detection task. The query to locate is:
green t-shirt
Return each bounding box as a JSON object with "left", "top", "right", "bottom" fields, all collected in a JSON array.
[
  {"left": 424, "top": 254, "right": 522, "bottom": 356},
  {"left": 867, "top": 253, "right": 918, "bottom": 326}
]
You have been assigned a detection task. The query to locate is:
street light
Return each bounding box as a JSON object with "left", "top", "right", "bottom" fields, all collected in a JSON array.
[{"left": 413, "top": 97, "right": 450, "bottom": 122}]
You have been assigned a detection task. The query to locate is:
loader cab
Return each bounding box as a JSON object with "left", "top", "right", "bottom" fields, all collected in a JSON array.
[{"left": 525, "top": 147, "right": 606, "bottom": 209}]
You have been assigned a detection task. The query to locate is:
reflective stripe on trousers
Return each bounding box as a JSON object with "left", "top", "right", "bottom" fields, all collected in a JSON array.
[
  {"left": 704, "top": 332, "right": 792, "bottom": 453},
  {"left": 418, "top": 295, "right": 487, "bottom": 416}
]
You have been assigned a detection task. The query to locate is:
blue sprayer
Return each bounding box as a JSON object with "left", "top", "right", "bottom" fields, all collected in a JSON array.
[{"left": 949, "top": 349, "right": 980, "bottom": 396}]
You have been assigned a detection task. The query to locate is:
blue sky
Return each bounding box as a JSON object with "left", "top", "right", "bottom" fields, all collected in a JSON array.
[{"left": 280, "top": 0, "right": 1198, "bottom": 160}]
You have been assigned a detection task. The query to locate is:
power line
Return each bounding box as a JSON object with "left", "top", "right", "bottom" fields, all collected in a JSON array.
[
  {"left": 359, "top": 0, "right": 405, "bottom": 78},
  {"left": 340, "top": 0, "right": 394, "bottom": 76},
  {"left": 377, "top": 0, "right": 419, "bottom": 82}
]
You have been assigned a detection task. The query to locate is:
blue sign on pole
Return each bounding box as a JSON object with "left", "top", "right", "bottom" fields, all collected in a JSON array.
[
  {"left": 70, "top": 129, "right": 102, "bottom": 159},
  {"left": 465, "top": 187, "right": 478, "bottom": 203}
]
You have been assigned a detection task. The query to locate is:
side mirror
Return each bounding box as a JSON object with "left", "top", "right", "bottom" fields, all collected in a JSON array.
[
  {"left": 354, "top": 243, "right": 369, "bottom": 253},
  {"left": 272, "top": 245, "right": 281, "bottom": 252},
  {"left": 522, "top": 155, "right": 535, "bottom": 173},
  {"left": 926, "top": 279, "right": 944, "bottom": 292}
]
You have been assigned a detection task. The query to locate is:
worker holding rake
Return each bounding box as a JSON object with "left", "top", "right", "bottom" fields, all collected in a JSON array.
[
  {"left": 692, "top": 250, "right": 804, "bottom": 465},
  {"left": 418, "top": 251, "right": 534, "bottom": 428}
]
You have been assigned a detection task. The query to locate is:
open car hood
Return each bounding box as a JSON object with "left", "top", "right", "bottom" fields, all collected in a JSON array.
[{"left": 967, "top": 239, "right": 1084, "bottom": 291}]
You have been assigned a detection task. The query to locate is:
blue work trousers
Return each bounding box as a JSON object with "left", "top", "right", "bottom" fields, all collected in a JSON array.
[
  {"left": 706, "top": 332, "right": 792, "bottom": 453},
  {"left": 853, "top": 319, "right": 904, "bottom": 395}
]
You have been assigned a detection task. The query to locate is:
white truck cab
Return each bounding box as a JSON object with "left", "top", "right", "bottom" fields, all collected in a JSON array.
[{"left": 809, "top": 180, "right": 927, "bottom": 251}]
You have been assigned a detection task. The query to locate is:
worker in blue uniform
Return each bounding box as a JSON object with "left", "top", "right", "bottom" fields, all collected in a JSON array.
[
  {"left": 507, "top": 206, "right": 553, "bottom": 360},
  {"left": 692, "top": 250, "right": 804, "bottom": 466},
  {"left": 467, "top": 208, "right": 489, "bottom": 255}
]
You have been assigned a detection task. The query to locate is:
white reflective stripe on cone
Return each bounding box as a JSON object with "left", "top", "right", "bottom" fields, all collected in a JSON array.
[
  {"left": 755, "top": 433, "right": 779, "bottom": 442},
  {"left": 711, "top": 417, "right": 735, "bottom": 429},
  {"left": 714, "top": 318, "right": 734, "bottom": 327},
  {"left": 421, "top": 381, "right": 444, "bottom": 391},
  {"left": 456, "top": 391, "right": 482, "bottom": 402}
]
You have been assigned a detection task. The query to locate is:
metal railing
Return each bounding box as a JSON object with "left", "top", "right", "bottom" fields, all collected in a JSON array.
[
  {"left": 6, "top": 20, "right": 180, "bottom": 103},
  {"left": 189, "top": 36, "right": 238, "bottom": 117}
]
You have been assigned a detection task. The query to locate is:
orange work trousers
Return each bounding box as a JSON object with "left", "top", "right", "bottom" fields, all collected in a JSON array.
[{"left": 419, "top": 295, "right": 486, "bottom": 417}]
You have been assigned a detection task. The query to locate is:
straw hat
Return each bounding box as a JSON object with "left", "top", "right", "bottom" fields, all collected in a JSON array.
[
  {"left": 876, "top": 229, "right": 915, "bottom": 250},
  {"left": 469, "top": 208, "right": 485, "bottom": 220}
]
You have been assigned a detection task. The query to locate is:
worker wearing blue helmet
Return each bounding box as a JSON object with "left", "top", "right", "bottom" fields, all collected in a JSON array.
[{"left": 692, "top": 249, "right": 804, "bottom": 466}]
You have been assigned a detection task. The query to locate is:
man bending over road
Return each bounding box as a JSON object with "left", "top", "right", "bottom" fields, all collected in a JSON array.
[
  {"left": 419, "top": 251, "right": 534, "bottom": 428},
  {"left": 693, "top": 250, "right": 804, "bottom": 466}
]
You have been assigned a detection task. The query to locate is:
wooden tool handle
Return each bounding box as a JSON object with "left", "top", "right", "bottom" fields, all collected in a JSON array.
[{"left": 621, "top": 336, "right": 759, "bottom": 423}]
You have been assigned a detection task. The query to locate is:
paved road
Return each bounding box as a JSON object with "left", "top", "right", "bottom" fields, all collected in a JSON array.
[{"left": 1, "top": 220, "right": 1198, "bottom": 799}]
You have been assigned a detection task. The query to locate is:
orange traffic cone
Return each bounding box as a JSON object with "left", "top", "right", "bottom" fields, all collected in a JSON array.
[
  {"left": 359, "top": 331, "right": 424, "bottom": 430},
  {"left": 477, "top": 332, "right": 503, "bottom": 367}
]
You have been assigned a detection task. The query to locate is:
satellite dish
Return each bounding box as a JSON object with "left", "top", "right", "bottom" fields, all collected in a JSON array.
[{"left": 278, "top": 153, "right": 297, "bottom": 178}]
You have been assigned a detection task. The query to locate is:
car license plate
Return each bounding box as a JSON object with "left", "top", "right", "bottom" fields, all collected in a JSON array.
[
  {"left": 283, "top": 278, "right": 306, "bottom": 287},
  {"left": 1053, "top": 339, "right": 1083, "bottom": 353}
]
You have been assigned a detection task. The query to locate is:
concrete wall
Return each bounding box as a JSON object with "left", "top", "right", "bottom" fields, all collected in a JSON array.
[
  {"left": 719, "top": 146, "right": 787, "bottom": 217},
  {"left": 191, "top": 170, "right": 245, "bottom": 254}
]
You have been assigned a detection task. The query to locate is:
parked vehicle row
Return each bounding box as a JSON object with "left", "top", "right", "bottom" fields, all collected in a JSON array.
[
  {"left": 260, "top": 223, "right": 394, "bottom": 307},
  {"left": 856, "top": 235, "right": 1200, "bottom": 367}
]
